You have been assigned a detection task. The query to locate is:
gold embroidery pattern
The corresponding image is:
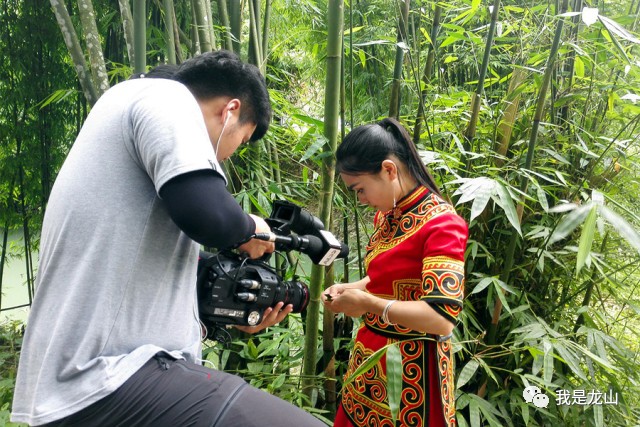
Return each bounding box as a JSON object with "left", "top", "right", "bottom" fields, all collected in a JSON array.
[{"left": 365, "top": 197, "right": 456, "bottom": 270}]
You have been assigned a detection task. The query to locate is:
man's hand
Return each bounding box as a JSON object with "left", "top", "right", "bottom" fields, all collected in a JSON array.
[
  {"left": 234, "top": 302, "right": 293, "bottom": 334},
  {"left": 237, "top": 214, "right": 275, "bottom": 259}
]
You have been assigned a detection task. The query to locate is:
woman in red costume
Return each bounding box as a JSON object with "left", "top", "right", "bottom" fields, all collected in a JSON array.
[{"left": 323, "top": 118, "right": 468, "bottom": 427}]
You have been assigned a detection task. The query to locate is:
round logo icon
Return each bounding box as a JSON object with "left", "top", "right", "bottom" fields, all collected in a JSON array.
[
  {"left": 523, "top": 385, "right": 541, "bottom": 403},
  {"left": 532, "top": 393, "right": 550, "bottom": 409}
]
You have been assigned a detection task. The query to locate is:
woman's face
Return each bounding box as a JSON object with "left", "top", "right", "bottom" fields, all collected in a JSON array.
[{"left": 341, "top": 169, "right": 396, "bottom": 212}]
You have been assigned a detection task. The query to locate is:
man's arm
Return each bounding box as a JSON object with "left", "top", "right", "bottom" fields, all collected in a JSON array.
[{"left": 159, "top": 170, "right": 254, "bottom": 248}]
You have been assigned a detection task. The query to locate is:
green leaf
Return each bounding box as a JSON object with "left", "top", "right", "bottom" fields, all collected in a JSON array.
[
  {"left": 533, "top": 182, "right": 549, "bottom": 213},
  {"left": 598, "top": 205, "right": 640, "bottom": 255},
  {"left": 493, "top": 182, "right": 522, "bottom": 236},
  {"left": 470, "top": 398, "right": 480, "bottom": 427},
  {"left": 576, "top": 206, "right": 598, "bottom": 275},
  {"left": 469, "top": 186, "right": 492, "bottom": 221},
  {"left": 300, "top": 134, "right": 328, "bottom": 161},
  {"left": 358, "top": 49, "right": 366, "bottom": 68},
  {"left": 495, "top": 283, "right": 513, "bottom": 314},
  {"left": 543, "top": 339, "right": 554, "bottom": 384},
  {"left": 386, "top": 344, "right": 402, "bottom": 424},
  {"left": 594, "top": 404, "right": 604, "bottom": 427},
  {"left": 353, "top": 39, "right": 394, "bottom": 47},
  {"left": 598, "top": 15, "right": 640, "bottom": 44},
  {"left": 469, "top": 277, "right": 493, "bottom": 295},
  {"left": 549, "top": 205, "right": 592, "bottom": 245},
  {"left": 554, "top": 343, "right": 587, "bottom": 381},
  {"left": 342, "top": 346, "right": 386, "bottom": 388},
  {"left": 574, "top": 56, "right": 585, "bottom": 79},
  {"left": 457, "top": 359, "right": 480, "bottom": 389}
]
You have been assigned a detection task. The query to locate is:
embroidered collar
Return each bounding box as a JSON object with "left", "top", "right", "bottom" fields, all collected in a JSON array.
[{"left": 383, "top": 185, "right": 429, "bottom": 219}]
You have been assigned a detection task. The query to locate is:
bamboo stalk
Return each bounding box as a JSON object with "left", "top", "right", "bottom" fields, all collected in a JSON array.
[
  {"left": 302, "top": 0, "right": 343, "bottom": 400},
  {"left": 133, "top": 0, "right": 146, "bottom": 72},
  {"left": 217, "top": 0, "right": 233, "bottom": 51},
  {"left": 163, "top": 0, "right": 177, "bottom": 64},
  {"left": 485, "top": 0, "right": 570, "bottom": 356},
  {"left": 49, "top": 0, "right": 99, "bottom": 105},
  {"left": 494, "top": 67, "right": 526, "bottom": 164},
  {"left": 118, "top": 0, "right": 136, "bottom": 65},
  {"left": 77, "top": 0, "right": 109, "bottom": 94},
  {"left": 248, "top": 0, "right": 263, "bottom": 68},
  {"left": 229, "top": 0, "right": 242, "bottom": 54},
  {"left": 413, "top": 4, "right": 441, "bottom": 143},
  {"left": 462, "top": 0, "right": 501, "bottom": 170},
  {"left": 388, "top": 0, "right": 410, "bottom": 119},
  {"left": 261, "top": 0, "right": 271, "bottom": 65},
  {"left": 193, "top": 0, "right": 213, "bottom": 52}
]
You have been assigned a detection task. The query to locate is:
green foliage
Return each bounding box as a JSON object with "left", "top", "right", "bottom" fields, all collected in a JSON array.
[
  {"left": 0, "top": 322, "right": 26, "bottom": 427},
  {"left": 1, "top": 0, "right": 640, "bottom": 426}
]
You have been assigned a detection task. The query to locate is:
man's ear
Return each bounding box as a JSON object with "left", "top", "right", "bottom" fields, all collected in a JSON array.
[
  {"left": 225, "top": 99, "right": 241, "bottom": 118},
  {"left": 381, "top": 159, "right": 398, "bottom": 180}
]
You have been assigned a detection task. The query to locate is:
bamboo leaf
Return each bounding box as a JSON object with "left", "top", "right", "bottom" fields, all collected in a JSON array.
[
  {"left": 386, "top": 344, "right": 402, "bottom": 424},
  {"left": 534, "top": 182, "right": 549, "bottom": 213},
  {"left": 598, "top": 15, "right": 640, "bottom": 44},
  {"left": 341, "top": 345, "right": 386, "bottom": 388},
  {"left": 467, "top": 394, "right": 503, "bottom": 426},
  {"left": 493, "top": 182, "right": 522, "bottom": 236},
  {"left": 358, "top": 49, "right": 366, "bottom": 68},
  {"left": 594, "top": 404, "right": 604, "bottom": 427},
  {"left": 470, "top": 398, "right": 480, "bottom": 427},
  {"left": 554, "top": 343, "right": 587, "bottom": 381},
  {"left": 457, "top": 359, "right": 480, "bottom": 389},
  {"left": 549, "top": 202, "right": 580, "bottom": 213},
  {"left": 598, "top": 205, "right": 640, "bottom": 254},
  {"left": 452, "top": 177, "right": 496, "bottom": 206},
  {"left": 353, "top": 39, "right": 394, "bottom": 47},
  {"left": 543, "top": 339, "right": 554, "bottom": 383},
  {"left": 300, "top": 134, "right": 328, "bottom": 161},
  {"left": 469, "top": 185, "right": 492, "bottom": 221},
  {"left": 469, "top": 277, "right": 493, "bottom": 295},
  {"left": 574, "top": 56, "right": 585, "bottom": 79},
  {"left": 549, "top": 205, "right": 592, "bottom": 245},
  {"left": 599, "top": 26, "right": 632, "bottom": 64},
  {"left": 576, "top": 206, "right": 598, "bottom": 275},
  {"left": 494, "top": 282, "right": 512, "bottom": 314},
  {"left": 343, "top": 26, "right": 364, "bottom": 35}
]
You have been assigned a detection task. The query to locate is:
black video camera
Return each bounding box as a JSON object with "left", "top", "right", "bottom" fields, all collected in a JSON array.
[{"left": 197, "top": 201, "right": 348, "bottom": 342}]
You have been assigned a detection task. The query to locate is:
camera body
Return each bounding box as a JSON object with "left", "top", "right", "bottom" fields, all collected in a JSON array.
[
  {"left": 196, "top": 200, "right": 348, "bottom": 340},
  {"left": 197, "top": 250, "right": 309, "bottom": 328}
]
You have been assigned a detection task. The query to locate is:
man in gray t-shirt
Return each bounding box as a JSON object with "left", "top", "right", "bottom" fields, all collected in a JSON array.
[{"left": 11, "top": 51, "right": 325, "bottom": 427}]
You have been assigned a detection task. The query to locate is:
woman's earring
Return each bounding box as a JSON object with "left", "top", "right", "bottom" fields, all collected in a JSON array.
[{"left": 392, "top": 195, "right": 402, "bottom": 219}]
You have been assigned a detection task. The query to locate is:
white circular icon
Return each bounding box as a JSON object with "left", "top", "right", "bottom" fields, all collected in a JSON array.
[
  {"left": 532, "top": 393, "right": 550, "bottom": 409},
  {"left": 523, "top": 385, "right": 541, "bottom": 403}
]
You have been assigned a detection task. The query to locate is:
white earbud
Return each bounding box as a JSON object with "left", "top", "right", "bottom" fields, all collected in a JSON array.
[{"left": 214, "top": 111, "right": 232, "bottom": 159}]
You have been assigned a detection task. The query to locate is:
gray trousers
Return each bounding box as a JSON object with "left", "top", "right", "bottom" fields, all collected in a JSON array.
[{"left": 41, "top": 353, "right": 327, "bottom": 427}]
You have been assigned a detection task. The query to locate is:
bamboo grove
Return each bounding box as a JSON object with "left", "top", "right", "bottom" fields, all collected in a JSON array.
[{"left": 1, "top": 0, "right": 640, "bottom": 425}]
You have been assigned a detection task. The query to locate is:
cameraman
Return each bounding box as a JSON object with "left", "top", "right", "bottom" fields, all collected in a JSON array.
[{"left": 12, "top": 51, "right": 325, "bottom": 427}]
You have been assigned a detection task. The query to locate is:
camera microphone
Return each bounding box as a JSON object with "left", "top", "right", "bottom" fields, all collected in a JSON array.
[
  {"left": 254, "top": 232, "right": 323, "bottom": 253},
  {"left": 253, "top": 232, "right": 348, "bottom": 266}
]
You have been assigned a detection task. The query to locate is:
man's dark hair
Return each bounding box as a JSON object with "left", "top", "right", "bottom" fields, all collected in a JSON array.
[{"left": 173, "top": 51, "right": 272, "bottom": 141}]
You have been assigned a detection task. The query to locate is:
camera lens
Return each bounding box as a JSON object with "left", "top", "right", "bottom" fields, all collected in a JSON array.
[{"left": 282, "top": 281, "right": 310, "bottom": 313}]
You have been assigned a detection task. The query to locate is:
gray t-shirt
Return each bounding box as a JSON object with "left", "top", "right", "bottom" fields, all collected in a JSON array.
[{"left": 11, "top": 78, "right": 225, "bottom": 425}]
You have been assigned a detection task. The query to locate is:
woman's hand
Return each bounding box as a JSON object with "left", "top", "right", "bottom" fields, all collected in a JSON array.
[
  {"left": 323, "top": 287, "right": 371, "bottom": 318},
  {"left": 234, "top": 302, "right": 293, "bottom": 334}
]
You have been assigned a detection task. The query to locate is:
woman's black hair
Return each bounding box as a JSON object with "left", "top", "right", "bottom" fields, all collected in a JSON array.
[{"left": 336, "top": 117, "right": 442, "bottom": 197}]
